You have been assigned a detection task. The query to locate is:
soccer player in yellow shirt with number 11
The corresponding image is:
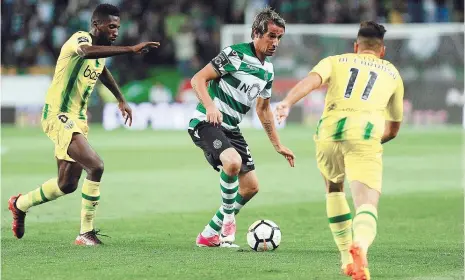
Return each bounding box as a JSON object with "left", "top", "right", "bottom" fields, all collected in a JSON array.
[{"left": 275, "top": 21, "right": 404, "bottom": 280}]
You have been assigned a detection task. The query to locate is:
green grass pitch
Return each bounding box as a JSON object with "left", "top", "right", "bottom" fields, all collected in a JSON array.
[{"left": 1, "top": 125, "right": 463, "bottom": 280}]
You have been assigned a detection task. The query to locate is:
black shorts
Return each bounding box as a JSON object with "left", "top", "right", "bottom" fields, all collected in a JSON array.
[{"left": 188, "top": 121, "right": 255, "bottom": 173}]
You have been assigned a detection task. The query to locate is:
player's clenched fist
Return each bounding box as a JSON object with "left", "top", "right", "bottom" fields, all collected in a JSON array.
[
  {"left": 205, "top": 105, "right": 223, "bottom": 126},
  {"left": 131, "top": 42, "right": 160, "bottom": 54}
]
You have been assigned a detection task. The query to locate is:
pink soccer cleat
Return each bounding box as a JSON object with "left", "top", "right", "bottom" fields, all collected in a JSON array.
[{"left": 196, "top": 233, "right": 220, "bottom": 247}]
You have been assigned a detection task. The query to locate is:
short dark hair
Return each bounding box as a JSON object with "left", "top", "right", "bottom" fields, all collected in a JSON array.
[
  {"left": 357, "top": 21, "right": 386, "bottom": 49},
  {"left": 251, "top": 7, "right": 286, "bottom": 39},
  {"left": 92, "top": 4, "right": 120, "bottom": 22},
  {"left": 357, "top": 21, "right": 386, "bottom": 40}
]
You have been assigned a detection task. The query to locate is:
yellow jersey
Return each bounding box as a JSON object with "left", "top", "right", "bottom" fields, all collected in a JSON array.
[
  {"left": 44, "top": 31, "right": 106, "bottom": 120},
  {"left": 311, "top": 53, "right": 404, "bottom": 141}
]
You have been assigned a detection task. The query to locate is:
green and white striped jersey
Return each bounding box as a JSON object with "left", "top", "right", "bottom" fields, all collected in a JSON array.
[{"left": 189, "top": 42, "right": 274, "bottom": 131}]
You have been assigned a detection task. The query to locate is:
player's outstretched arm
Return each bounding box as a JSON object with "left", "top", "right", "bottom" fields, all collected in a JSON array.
[
  {"left": 256, "top": 97, "right": 295, "bottom": 167},
  {"left": 191, "top": 63, "right": 222, "bottom": 126},
  {"left": 275, "top": 72, "right": 322, "bottom": 124},
  {"left": 99, "top": 66, "right": 132, "bottom": 126},
  {"left": 77, "top": 42, "right": 160, "bottom": 59}
]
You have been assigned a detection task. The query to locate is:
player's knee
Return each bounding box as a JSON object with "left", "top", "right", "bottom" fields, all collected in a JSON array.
[
  {"left": 223, "top": 160, "right": 241, "bottom": 175},
  {"left": 58, "top": 178, "right": 79, "bottom": 194},
  {"left": 89, "top": 159, "right": 104, "bottom": 177},
  {"left": 220, "top": 149, "right": 242, "bottom": 175}
]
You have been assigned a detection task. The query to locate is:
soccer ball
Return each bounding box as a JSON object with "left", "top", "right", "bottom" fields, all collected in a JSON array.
[{"left": 246, "top": 219, "right": 281, "bottom": 251}]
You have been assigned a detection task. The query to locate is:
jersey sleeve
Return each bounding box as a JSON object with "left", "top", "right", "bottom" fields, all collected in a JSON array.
[
  {"left": 259, "top": 77, "right": 273, "bottom": 99},
  {"left": 310, "top": 57, "right": 332, "bottom": 84},
  {"left": 210, "top": 47, "right": 242, "bottom": 76},
  {"left": 385, "top": 76, "right": 404, "bottom": 122},
  {"left": 68, "top": 32, "right": 93, "bottom": 55}
]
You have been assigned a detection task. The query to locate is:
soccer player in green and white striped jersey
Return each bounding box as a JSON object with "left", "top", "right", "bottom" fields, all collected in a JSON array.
[{"left": 187, "top": 7, "right": 295, "bottom": 247}]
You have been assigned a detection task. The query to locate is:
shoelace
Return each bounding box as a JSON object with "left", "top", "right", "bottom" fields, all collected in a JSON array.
[{"left": 89, "top": 229, "right": 111, "bottom": 238}]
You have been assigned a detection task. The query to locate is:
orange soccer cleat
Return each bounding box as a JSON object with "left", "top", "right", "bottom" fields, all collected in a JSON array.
[
  {"left": 349, "top": 243, "right": 371, "bottom": 280},
  {"left": 342, "top": 263, "right": 354, "bottom": 277}
]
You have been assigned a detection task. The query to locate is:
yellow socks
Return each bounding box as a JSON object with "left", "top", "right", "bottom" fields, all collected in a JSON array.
[
  {"left": 353, "top": 204, "right": 378, "bottom": 253},
  {"left": 80, "top": 179, "right": 101, "bottom": 234},
  {"left": 16, "top": 178, "right": 65, "bottom": 212},
  {"left": 15, "top": 177, "right": 102, "bottom": 235},
  {"left": 327, "top": 192, "right": 353, "bottom": 266}
]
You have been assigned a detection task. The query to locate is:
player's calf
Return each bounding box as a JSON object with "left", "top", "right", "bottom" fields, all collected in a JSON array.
[
  {"left": 218, "top": 148, "right": 240, "bottom": 241},
  {"left": 325, "top": 179, "right": 353, "bottom": 270},
  {"left": 66, "top": 134, "right": 105, "bottom": 236},
  {"left": 10, "top": 177, "right": 70, "bottom": 239},
  {"left": 236, "top": 170, "right": 259, "bottom": 214},
  {"left": 350, "top": 181, "right": 379, "bottom": 256}
]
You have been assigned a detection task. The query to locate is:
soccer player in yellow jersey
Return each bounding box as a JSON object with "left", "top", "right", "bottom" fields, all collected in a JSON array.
[
  {"left": 8, "top": 4, "right": 160, "bottom": 246},
  {"left": 275, "top": 21, "right": 404, "bottom": 280}
]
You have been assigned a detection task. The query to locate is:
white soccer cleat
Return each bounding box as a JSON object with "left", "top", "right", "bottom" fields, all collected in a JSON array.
[{"left": 219, "top": 241, "right": 240, "bottom": 248}]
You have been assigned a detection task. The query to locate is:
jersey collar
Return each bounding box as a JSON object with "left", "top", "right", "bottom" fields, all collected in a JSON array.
[
  {"left": 249, "top": 42, "right": 265, "bottom": 65},
  {"left": 358, "top": 53, "right": 378, "bottom": 58}
]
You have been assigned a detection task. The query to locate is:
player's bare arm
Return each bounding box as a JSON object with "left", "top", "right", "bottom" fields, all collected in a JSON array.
[
  {"left": 77, "top": 42, "right": 160, "bottom": 59},
  {"left": 381, "top": 121, "right": 401, "bottom": 144},
  {"left": 77, "top": 9, "right": 159, "bottom": 59},
  {"left": 382, "top": 77, "right": 404, "bottom": 144},
  {"left": 190, "top": 63, "right": 223, "bottom": 126},
  {"left": 275, "top": 72, "right": 323, "bottom": 124},
  {"left": 99, "top": 66, "right": 132, "bottom": 126},
  {"left": 256, "top": 97, "right": 295, "bottom": 167}
]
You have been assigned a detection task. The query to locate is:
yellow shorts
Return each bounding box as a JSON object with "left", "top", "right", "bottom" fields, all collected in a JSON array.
[
  {"left": 315, "top": 139, "right": 383, "bottom": 192},
  {"left": 41, "top": 113, "right": 89, "bottom": 162}
]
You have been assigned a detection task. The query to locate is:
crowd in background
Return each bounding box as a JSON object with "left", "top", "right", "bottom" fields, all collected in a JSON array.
[{"left": 2, "top": 0, "right": 464, "bottom": 84}]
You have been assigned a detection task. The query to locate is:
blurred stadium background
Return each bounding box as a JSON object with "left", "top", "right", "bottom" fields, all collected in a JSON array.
[
  {"left": 1, "top": 0, "right": 464, "bottom": 129},
  {"left": 1, "top": 1, "right": 464, "bottom": 279}
]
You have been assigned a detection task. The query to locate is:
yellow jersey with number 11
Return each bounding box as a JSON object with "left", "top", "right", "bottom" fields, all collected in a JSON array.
[{"left": 311, "top": 53, "right": 404, "bottom": 142}]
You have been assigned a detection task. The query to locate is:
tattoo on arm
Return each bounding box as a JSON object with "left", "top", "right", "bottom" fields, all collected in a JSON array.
[
  {"left": 262, "top": 119, "right": 279, "bottom": 149},
  {"left": 263, "top": 120, "right": 273, "bottom": 136}
]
